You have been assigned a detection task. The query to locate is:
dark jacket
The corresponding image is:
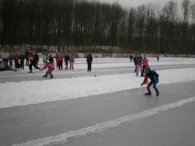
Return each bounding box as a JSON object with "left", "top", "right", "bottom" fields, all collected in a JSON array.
[
  {"left": 48, "top": 56, "right": 54, "bottom": 63},
  {"left": 136, "top": 57, "right": 142, "bottom": 65},
  {"left": 133, "top": 57, "right": 137, "bottom": 65},
  {"left": 143, "top": 71, "right": 159, "bottom": 83},
  {"left": 25, "top": 51, "right": 29, "bottom": 58},
  {"left": 87, "top": 54, "right": 93, "bottom": 62},
  {"left": 64, "top": 55, "right": 69, "bottom": 61}
]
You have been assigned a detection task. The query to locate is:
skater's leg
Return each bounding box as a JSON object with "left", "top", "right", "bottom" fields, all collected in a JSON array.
[
  {"left": 141, "top": 65, "right": 145, "bottom": 76},
  {"left": 87, "top": 62, "right": 90, "bottom": 71},
  {"left": 136, "top": 65, "right": 139, "bottom": 76},
  {"left": 43, "top": 71, "right": 48, "bottom": 77},
  {"left": 146, "top": 81, "right": 153, "bottom": 94},
  {"left": 49, "top": 68, "right": 54, "bottom": 78},
  {"left": 70, "top": 62, "right": 73, "bottom": 69},
  {"left": 134, "top": 65, "right": 137, "bottom": 72},
  {"left": 89, "top": 62, "right": 91, "bottom": 71},
  {"left": 60, "top": 61, "right": 62, "bottom": 69},
  {"left": 32, "top": 63, "right": 39, "bottom": 70},
  {"left": 153, "top": 82, "right": 159, "bottom": 96},
  {"left": 29, "top": 63, "right": 33, "bottom": 72}
]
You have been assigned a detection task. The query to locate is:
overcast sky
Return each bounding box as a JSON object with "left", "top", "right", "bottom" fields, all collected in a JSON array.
[{"left": 98, "top": 0, "right": 185, "bottom": 7}]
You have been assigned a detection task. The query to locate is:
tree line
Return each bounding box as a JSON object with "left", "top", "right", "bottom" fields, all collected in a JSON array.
[{"left": 0, "top": 0, "right": 195, "bottom": 54}]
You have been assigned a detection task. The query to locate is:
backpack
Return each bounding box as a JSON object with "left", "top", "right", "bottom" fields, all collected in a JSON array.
[{"left": 152, "top": 70, "right": 159, "bottom": 78}]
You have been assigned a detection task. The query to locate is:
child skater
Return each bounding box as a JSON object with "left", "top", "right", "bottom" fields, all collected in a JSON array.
[
  {"left": 141, "top": 66, "right": 159, "bottom": 96},
  {"left": 40, "top": 62, "right": 55, "bottom": 78}
]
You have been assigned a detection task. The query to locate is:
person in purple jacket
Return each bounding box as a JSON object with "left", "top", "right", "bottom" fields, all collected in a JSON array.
[{"left": 40, "top": 62, "right": 55, "bottom": 78}]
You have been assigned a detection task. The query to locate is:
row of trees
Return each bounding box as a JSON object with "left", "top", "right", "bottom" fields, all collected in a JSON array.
[{"left": 0, "top": 0, "right": 195, "bottom": 54}]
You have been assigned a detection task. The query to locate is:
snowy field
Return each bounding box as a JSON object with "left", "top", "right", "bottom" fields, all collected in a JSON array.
[{"left": 0, "top": 57, "right": 195, "bottom": 109}]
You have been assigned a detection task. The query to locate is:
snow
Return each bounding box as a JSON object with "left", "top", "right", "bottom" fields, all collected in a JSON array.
[{"left": 0, "top": 57, "right": 195, "bottom": 109}]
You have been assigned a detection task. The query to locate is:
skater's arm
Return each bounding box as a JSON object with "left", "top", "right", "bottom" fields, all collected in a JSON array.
[{"left": 142, "top": 74, "right": 148, "bottom": 85}]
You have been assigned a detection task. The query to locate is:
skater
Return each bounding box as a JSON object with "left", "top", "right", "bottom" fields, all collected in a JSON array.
[
  {"left": 1, "top": 49, "right": 10, "bottom": 65},
  {"left": 40, "top": 62, "right": 55, "bottom": 78},
  {"left": 133, "top": 54, "right": 137, "bottom": 72},
  {"left": 25, "top": 49, "right": 30, "bottom": 66},
  {"left": 141, "top": 55, "right": 148, "bottom": 76},
  {"left": 48, "top": 54, "right": 54, "bottom": 64},
  {"left": 64, "top": 53, "right": 69, "bottom": 70},
  {"left": 9, "top": 53, "right": 14, "bottom": 67},
  {"left": 69, "top": 53, "right": 74, "bottom": 69},
  {"left": 42, "top": 53, "right": 47, "bottom": 66},
  {"left": 58, "top": 52, "right": 63, "bottom": 70},
  {"left": 20, "top": 54, "right": 25, "bottom": 70},
  {"left": 28, "top": 53, "right": 40, "bottom": 73},
  {"left": 86, "top": 52, "right": 93, "bottom": 72},
  {"left": 136, "top": 54, "right": 142, "bottom": 76},
  {"left": 141, "top": 67, "right": 159, "bottom": 96},
  {"left": 129, "top": 54, "right": 133, "bottom": 62},
  {"left": 33, "top": 52, "right": 39, "bottom": 68},
  {"left": 13, "top": 52, "right": 20, "bottom": 71},
  {"left": 157, "top": 55, "right": 159, "bottom": 62},
  {"left": 54, "top": 53, "right": 59, "bottom": 68},
  {"left": 0, "top": 60, "right": 5, "bottom": 71}
]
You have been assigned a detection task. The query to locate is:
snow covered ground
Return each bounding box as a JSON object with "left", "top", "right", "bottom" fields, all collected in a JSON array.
[{"left": 0, "top": 57, "right": 195, "bottom": 109}]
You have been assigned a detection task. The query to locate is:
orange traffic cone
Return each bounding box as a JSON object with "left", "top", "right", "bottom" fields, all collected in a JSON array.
[{"left": 93, "top": 72, "right": 97, "bottom": 77}]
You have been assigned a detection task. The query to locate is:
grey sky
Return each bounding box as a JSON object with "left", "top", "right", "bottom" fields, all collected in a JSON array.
[{"left": 98, "top": 0, "right": 185, "bottom": 7}]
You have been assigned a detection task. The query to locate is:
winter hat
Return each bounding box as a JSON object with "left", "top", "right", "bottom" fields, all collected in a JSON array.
[{"left": 145, "top": 66, "right": 151, "bottom": 71}]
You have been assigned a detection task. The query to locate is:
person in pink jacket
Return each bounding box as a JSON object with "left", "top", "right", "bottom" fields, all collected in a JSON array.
[
  {"left": 40, "top": 62, "right": 55, "bottom": 78},
  {"left": 141, "top": 54, "right": 149, "bottom": 76},
  {"left": 58, "top": 52, "right": 63, "bottom": 70}
]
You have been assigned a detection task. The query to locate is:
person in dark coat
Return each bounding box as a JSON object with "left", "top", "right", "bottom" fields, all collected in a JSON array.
[
  {"left": 25, "top": 49, "right": 30, "bottom": 66},
  {"left": 20, "top": 54, "right": 25, "bottom": 70},
  {"left": 129, "top": 54, "right": 133, "bottom": 62},
  {"left": 48, "top": 54, "right": 54, "bottom": 64},
  {"left": 64, "top": 53, "right": 69, "bottom": 70},
  {"left": 33, "top": 52, "right": 39, "bottom": 68},
  {"left": 141, "top": 67, "right": 159, "bottom": 96},
  {"left": 133, "top": 54, "right": 137, "bottom": 72},
  {"left": 157, "top": 55, "right": 159, "bottom": 62},
  {"left": 86, "top": 52, "right": 93, "bottom": 72}
]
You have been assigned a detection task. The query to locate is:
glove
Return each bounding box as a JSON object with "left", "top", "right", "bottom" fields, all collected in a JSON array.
[{"left": 141, "top": 83, "right": 144, "bottom": 86}]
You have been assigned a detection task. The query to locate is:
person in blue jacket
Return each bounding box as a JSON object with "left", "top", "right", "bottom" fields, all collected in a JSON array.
[{"left": 141, "top": 66, "right": 159, "bottom": 96}]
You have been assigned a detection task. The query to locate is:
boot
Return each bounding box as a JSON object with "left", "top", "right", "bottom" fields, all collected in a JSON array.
[
  {"left": 136, "top": 73, "right": 138, "bottom": 76},
  {"left": 43, "top": 75, "right": 47, "bottom": 77},
  {"left": 145, "top": 93, "right": 151, "bottom": 95},
  {"left": 156, "top": 92, "right": 159, "bottom": 96}
]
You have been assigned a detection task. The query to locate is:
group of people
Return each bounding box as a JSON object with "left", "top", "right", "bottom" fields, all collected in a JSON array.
[
  {"left": 0, "top": 49, "right": 25, "bottom": 71},
  {"left": 1, "top": 50, "right": 158, "bottom": 96},
  {"left": 130, "top": 54, "right": 160, "bottom": 96},
  {"left": 130, "top": 54, "right": 149, "bottom": 77},
  {"left": 0, "top": 49, "right": 94, "bottom": 77}
]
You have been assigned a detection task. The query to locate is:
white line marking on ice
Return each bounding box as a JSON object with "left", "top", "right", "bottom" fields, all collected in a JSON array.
[{"left": 12, "top": 96, "right": 195, "bottom": 146}]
